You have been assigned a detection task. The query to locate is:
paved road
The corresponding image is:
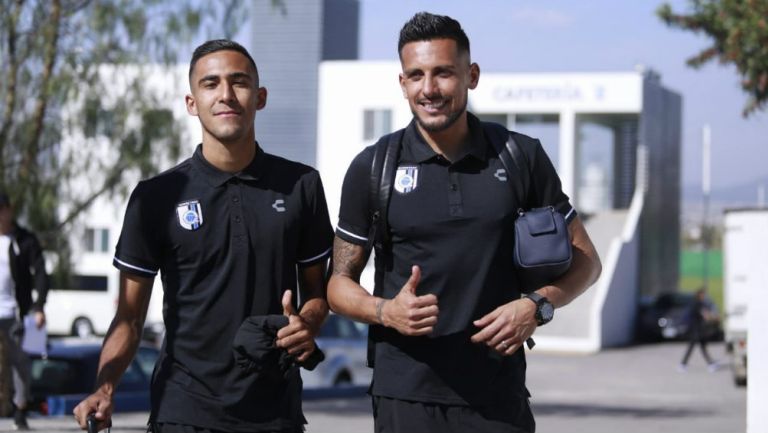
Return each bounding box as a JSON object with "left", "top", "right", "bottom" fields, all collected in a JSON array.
[
  {"left": 527, "top": 341, "right": 744, "bottom": 433},
  {"left": 0, "top": 342, "right": 745, "bottom": 433}
]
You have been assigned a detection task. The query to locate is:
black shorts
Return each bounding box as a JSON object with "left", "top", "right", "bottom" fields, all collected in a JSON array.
[{"left": 372, "top": 395, "right": 535, "bottom": 433}]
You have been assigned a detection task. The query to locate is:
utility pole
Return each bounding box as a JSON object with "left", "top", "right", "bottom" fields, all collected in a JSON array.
[{"left": 702, "top": 124, "right": 711, "bottom": 292}]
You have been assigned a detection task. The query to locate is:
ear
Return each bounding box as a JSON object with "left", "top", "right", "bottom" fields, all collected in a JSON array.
[
  {"left": 256, "top": 87, "right": 268, "bottom": 111},
  {"left": 399, "top": 73, "right": 408, "bottom": 99},
  {"left": 185, "top": 94, "right": 198, "bottom": 116},
  {"left": 468, "top": 63, "right": 480, "bottom": 90}
]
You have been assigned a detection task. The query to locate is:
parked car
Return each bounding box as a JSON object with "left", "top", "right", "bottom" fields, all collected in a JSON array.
[
  {"left": 31, "top": 316, "right": 369, "bottom": 415},
  {"left": 636, "top": 292, "right": 723, "bottom": 342},
  {"left": 302, "top": 314, "right": 371, "bottom": 389},
  {"left": 29, "top": 339, "right": 158, "bottom": 415}
]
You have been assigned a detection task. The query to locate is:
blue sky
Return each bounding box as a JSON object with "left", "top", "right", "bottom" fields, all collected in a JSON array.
[{"left": 358, "top": 0, "right": 767, "bottom": 192}]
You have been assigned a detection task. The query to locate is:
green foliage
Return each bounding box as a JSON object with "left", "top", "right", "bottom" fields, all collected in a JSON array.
[
  {"left": 657, "top": 0, "right": 768, "bottom": 116},
  {"left": 0, "top": 0, "right": 251, "bottom": 287},
  {"left": 680, "top": 250, "right": 723, "bottom": 278},
  {"left": 680, "top": 249, "right": 723, "bottom": 312},
  {"left": 681, "top": 223, "right": 722, "bottom": 249},
  {"left": 680, "top": 275, "right": 724, "bottom": 313}
]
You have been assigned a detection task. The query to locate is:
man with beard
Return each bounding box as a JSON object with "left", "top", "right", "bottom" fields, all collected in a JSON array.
[{"left": 328, "top": 12, "right": 601, "bottom": 433}]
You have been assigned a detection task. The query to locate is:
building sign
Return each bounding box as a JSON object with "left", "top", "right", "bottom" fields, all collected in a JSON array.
[
  {"left": 471, "top": 73, "right": 642, "bottom": 112},
  {"left": 492, "top": 83, "right": 606, "bottom": 103}
]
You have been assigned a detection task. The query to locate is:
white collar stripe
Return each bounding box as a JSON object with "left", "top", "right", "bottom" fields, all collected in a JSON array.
[
  {"left": 114, "top": 257, "right": 158, "bottom": 275},
  {"left": 337, "top": 227, "right": 368, "bottom": 242},
  {"left": 297, "top": 247, "right": 332, "bottom": 264},
  {"left": 565, "top": 207, "right": 576, "bottom": 221}
]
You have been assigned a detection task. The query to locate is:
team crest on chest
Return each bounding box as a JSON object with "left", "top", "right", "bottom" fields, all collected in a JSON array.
[
  {"left": 394, "top": 166, "right": 419, "bottom": 194},
  {"left": 176, "top": 200, "right": 204, "bottom": 231}
]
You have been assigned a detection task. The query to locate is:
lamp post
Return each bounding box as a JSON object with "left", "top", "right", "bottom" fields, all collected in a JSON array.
[{"left": 702, "top": 124, "right": 711, "bottom": 292}]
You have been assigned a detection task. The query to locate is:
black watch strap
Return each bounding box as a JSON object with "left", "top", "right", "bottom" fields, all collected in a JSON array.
[
  {"left": 525, "top": 292, "right": 554, "bottom": 326},
  {"left": 526, "top": 292, "right": 546, "bottom": 306}
]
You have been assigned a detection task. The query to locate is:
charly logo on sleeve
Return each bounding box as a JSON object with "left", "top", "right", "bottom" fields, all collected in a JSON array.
[
  {"left": 176, "top": 200, "right": 204, "bottom": 230},
  {"left": 394, "top": 165, "right": 419, "bottom": 194},
  {"left": 272, "top": 199, "right": 286, "bottom": 212}
]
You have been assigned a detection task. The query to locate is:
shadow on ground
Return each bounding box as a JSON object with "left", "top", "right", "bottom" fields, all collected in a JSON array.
[
  {"left": 304, "top": 397, "right": 372, "bottom": 416},
  {"left": 532, "top": 402, "right": 712, "bottom": 419}
]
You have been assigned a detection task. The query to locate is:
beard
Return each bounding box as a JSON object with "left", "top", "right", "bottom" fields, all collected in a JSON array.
[{"left": 412, "top": 98, "right": 467, "bottom": 133}]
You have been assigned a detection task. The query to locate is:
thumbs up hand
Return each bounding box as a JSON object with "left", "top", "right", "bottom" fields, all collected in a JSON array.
[
  {"left": 276, "top": 290, "right": 316, "bottom": 362},
  {"left": 379, "top": 265, "right": 439, "bottom": 337},
  {"left": 282, "top": 289, "right": 297, "bottom": 316}
]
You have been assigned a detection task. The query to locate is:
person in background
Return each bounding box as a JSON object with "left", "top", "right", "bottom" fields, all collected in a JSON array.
[
  {"left": 679, "top": 288, "right": 719, "bottom": 372},
  {"left": 0, "top": 190, "right": 48, "bottom": 430}
]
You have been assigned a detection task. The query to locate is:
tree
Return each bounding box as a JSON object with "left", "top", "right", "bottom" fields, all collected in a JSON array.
[
  {"left": 0, "top": 0, "right": 251, "bottom": 285},
  {"left": 657, "top": 0, "right": 768, "bottom": 116}
]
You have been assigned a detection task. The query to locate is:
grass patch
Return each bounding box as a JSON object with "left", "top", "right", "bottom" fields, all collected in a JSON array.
[
  {"left": 679, "top": 276, "right": 723, "bottom": 313},
  {"left": 679, "top": 249, "right": 724, "bottom": 312},
  {"left": 680, "top": 250, "right": 722, "bottom": 278}
]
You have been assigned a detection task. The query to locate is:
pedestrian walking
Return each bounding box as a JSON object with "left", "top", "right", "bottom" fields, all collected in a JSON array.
[
  {"left": 679, "top": 288, "right": 720, "bottom": 372},
  {"left": 0, "top": 191, "right": 49, "bottom": 430}
]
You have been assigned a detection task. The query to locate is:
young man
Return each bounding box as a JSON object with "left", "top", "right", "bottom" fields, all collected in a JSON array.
[
  {"left": 328, "top": 13, "right": 602, "bottom": 433},
  {"left": 0, "top": 191, "right": 48, "bottom": 430},
  {"left": 73, "top": 40, "right": 334, "bottom": 433}
]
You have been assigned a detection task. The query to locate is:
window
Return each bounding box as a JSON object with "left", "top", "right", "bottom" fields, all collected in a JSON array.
[
  {"left": 84, "top": 227, "right": 110, "bottom": 253},
  {"left": 30, "top": 359, "right": 80, "bottom": 394},
  {"left": 120, "top": 362, "right": 145, "bottom": 386},
  {"left": 135, "top": 347, "right": 160, "bottom": 377},
  {"left": 84, "top": 98, "right": 115, "bottom": 138},
  {"left": 83, "top": 229, "right": 94, "bottom": 252},
  {"left": 54, "top": 275, "right": 108, "bottom": 292},
  {"left": 476, "top": 113, "right": 507, "bottom": 125},
  {"left": 363, "top": 109, "right": 392, "bottom": 141},
  {"left": 100, "top": 228, "right": 109, "bottom": 252},
  {"left": 319, "top": 315, "right": 362, "bottom": 339}
]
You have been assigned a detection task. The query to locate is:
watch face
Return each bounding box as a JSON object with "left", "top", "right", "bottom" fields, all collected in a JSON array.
[{"left": 539, "top": 302, "right": 555, "bottom": 323}]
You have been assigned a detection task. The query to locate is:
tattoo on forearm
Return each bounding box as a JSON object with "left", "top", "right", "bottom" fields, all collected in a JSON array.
[
  {"left": 375, "top": 298, "right": 387, "bottom": 326},
  {"left": 332, "top": 237, "right": 367, "bottom": 281}
]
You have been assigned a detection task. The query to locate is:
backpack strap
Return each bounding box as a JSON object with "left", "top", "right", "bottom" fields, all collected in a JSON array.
[
  {"left": 366, "top": 129, "right": 403, "bottom": 293},
  {"left": 366, "top": 129, "right": 403, "bottom": 368},
  {"left": 483, "top": 122, "right": 539, "bottom": 350},
  {"left": 482, "top": 122, "right": 530, "bottom": 209}
]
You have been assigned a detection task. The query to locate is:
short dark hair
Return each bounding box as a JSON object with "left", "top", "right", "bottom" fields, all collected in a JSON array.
[
  {"left": 189, "top": 39, "right": 259, "bottom": 83},
  {"left": 398, "top": 12, "right": 470, "bottom": 58}
]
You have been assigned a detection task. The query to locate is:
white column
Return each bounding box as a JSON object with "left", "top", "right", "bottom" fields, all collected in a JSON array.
[
  {"left": 748, "top": 219, "right": 768, "bottom": 433},
  {"left": 558, "top": 110, "right": 577, "bottom": 204},
  {"left": 506, "top": 113, "right": 517, "bottom": 131}
]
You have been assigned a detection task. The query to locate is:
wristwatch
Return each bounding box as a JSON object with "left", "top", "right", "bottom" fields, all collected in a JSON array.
[{"left": 525, "top": 293, "right": 554, "bottom": 326}]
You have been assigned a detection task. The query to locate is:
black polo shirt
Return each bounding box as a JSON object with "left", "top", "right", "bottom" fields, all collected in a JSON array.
[
  {"left": 336, "top": 113, "right": 575, "bottom": 406},
  {"left": 114, "top": 144, "right": 333, "bottom": 432}
]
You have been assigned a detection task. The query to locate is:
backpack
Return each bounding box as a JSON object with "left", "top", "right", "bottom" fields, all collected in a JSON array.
[{"left": 363, "top": 121, "right": 532, "bottom": 366}]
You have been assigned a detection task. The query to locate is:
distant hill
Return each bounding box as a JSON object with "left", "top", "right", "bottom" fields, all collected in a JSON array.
[
  {"left": 682, "top": 176, "right": 767, "bottom": 207},
  {"left": 681, "top": 176, "right": 768, "bottom": 222}
]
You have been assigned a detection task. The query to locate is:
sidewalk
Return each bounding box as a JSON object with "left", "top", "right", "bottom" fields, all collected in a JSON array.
[{"left": 0, "top": 342, "right": 744, "bottom": 433}]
